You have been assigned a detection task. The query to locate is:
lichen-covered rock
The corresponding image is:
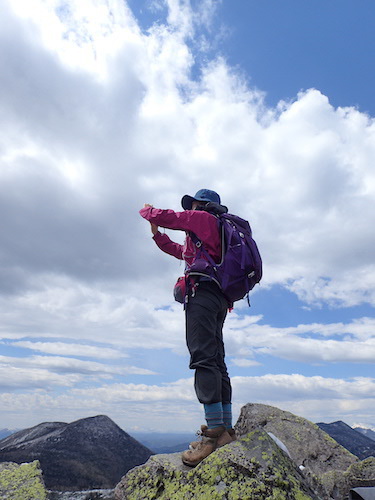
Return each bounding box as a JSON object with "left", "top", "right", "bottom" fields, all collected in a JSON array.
[
  {"left": 114, "top": 429, "right": 320, "bottom": 499},
  {"left": 235, "top": 403, "right": 357, "bottom": 475},
  {"left": 318, "top": 457, "right": 375, "bottom": 499},
  {"left": 0, "top": 461, "right": 48, "bottom": 500},
  {"left": 235, "top": 404, "right": 375, "bottom": 499}
]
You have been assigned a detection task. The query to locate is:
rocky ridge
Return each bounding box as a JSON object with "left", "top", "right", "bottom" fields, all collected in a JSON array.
[
  {"left": 115, "top": 403, "right": 375, "bottom": 500},
  {"left": 317, "top": 421, "right": 375, "bottom": 460},
  {"left": 354, "top": 427, "right": 375, "bottom": 442}
]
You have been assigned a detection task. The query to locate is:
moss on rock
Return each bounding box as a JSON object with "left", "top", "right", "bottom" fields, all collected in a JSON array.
[{"left": 0, "top": 461, "right": 47, "bottom": 500}]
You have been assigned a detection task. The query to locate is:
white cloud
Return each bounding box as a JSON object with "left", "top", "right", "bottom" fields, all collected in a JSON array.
[
  {"left": 6, "top": 0, "right": 140, "bottom": 77},
  {"left": 232, "top": 374, "right": 375, "bottom": 402},
  {"left": 0, "top": 354, "right": 155, "bottom": 383},
  {"left": 10, "top": 341, "right": 126, "bottom": 359},
  {"left": 72, "top": 378, "right": 196, "bottom": 402},
  {"left": 1, "top": 280, "right": 374, "bottom": 366},
  {"left": 0, "top": 0, "right": 375, "bottom": 433},
  {"left": 0, "top": 364, "right": 81, "bottom": 390},
  {"left": 231, "top": 358, "right": 261, "bottom": 368},
  {"left": 0, "top": 278, "right": 186, "bottom": 351},
  {"left": 0, "top": 374, "right": 373, "bottom": 431},
  {"left": 352, "top": 422, "right": 375, "bottom": 432},
  {"left": 1, "top": 0, "right": 374, "bottom": 309},
  {"left": 225, "top": 313, "right": 375, "bottom": 364}
]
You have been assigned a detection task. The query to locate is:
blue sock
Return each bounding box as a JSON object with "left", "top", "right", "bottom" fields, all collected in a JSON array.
[
  {"left": 204, "top": 402, "right": 224, "bottom": 429},
  {"left": 222, "top": 403, "right": 232, "bottom": 429}
]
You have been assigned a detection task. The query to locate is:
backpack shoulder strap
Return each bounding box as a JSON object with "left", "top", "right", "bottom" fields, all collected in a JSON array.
[{"left": 188, "top": 213, "right": 223, "bottom": 265}]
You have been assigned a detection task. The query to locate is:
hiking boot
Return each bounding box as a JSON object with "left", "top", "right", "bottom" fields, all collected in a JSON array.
[
  {"left": 189, "top": 425, "right": 236, "bottom": 450},
  {"left": 225, "top": 427, "right": 237, "bottom": 444},
  {"left": 182, "top": 426, "right": 229, "bottom": 467}
]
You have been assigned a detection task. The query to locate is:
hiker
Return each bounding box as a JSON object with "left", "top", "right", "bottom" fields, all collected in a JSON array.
[{"left": 139, "top": 189, "right": 236, "bottom": 466}]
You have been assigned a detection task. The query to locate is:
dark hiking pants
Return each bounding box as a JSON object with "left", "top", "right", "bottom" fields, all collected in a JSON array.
[{"left": 185, "top": 281, "right": 232, "bottom": 405}]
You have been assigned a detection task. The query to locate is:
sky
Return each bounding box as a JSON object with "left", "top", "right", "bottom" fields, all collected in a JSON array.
[{"left": 0, "top": 0, "right": 374, "bottom": 434}]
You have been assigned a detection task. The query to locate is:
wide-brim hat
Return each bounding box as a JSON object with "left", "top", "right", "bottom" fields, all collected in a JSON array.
[{"left": 181, "top": 189, "right": 221, "bottom": 210}]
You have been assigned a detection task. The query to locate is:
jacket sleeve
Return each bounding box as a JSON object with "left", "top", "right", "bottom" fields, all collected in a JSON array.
[
  {"left": 139, "top": 206, "right": 192, "bottom": 230},
  {"left": 153, "top": 231, "right": 183, "bottom": 260},
  {"left": 139, "top": 206, "right": 220, "bottom": 261},
  {"left": 139, "top": 207, "right": 216, "bottom": 239}
]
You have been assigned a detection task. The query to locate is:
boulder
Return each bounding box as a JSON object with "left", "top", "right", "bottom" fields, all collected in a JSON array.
[
  {"left": 114, "top": 429, "right": 320, "bottom": 499},
  {"left": 235, "top": 404, "right": 375, "bottom": 499},
  {"left": 235, "top": 403, "right": 357, "bottom": 475},
  {"left": 115, "top": 403, "right": 375, "bottom": 500},
  {"left": 0, "top": 461, "right": 48, "bottom": 500}
]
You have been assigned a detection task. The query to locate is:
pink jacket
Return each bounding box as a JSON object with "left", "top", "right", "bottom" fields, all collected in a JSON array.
[{"left": 139, "top": 207, "right": 221, "bottom": 266}]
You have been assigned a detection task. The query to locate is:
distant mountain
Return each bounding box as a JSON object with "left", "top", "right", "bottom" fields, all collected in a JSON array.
[
  {"left": 0, "top": 415, "right": 152, "bottom": 490},
  {"left": 354, "top": 426, "right": 375, "bottom": 442},
  {"left": 0, "top": 429, "right": 16, "bottom": 440},
  {"left": 130, "top": 432, "right": 195, "bottom": 453},
  {"left": 317, "top": 420, "right": 375, "bottom": 459}
]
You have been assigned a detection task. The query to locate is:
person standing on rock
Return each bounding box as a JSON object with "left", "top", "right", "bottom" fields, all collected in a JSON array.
[{"left": 139, "top": 189, "right": 236, "bottom": 467}]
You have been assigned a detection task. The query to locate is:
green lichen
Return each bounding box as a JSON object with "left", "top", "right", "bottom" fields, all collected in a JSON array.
[
  {"left": 0, "top": 461, "right": 47, "bottom": 500},
  {"left": 240, "top": 431, "right": 257, "bottom": 443},
  {"left": 119, "top": 432, "right": 316, "bottom": 499}
]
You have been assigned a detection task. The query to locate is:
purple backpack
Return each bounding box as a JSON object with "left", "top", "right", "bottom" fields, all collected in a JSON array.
[{"left": 187, "top": 209, "right": 262, "bottom": 304}]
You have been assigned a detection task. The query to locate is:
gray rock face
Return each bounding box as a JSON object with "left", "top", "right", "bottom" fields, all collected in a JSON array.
[
  {"left": 114, "top": 404, "right": 375, "bottom": 500},
  {"left": 235, "top": 403, "right": 358, "bottom": 475},
  {"left": 303, "top": 457, "right": 375, "bottom": 499},
  {"left": 114, "top": 429, "right": 320, "bottom": 499},
  {"left": 235, "top": 404, "right": 375, "bottom": 499}
]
